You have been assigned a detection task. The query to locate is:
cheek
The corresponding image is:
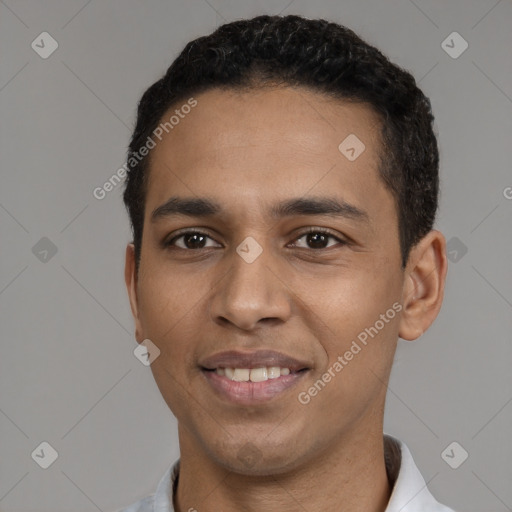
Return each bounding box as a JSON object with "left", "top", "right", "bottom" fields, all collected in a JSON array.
[
  {"left": 137, "top": 263, "right": 201, "bottom": 335},
  {"left": 137, "top": 271, "right": 204, "bottom": 413},
  {"left": 300, "top": 286, "right": 399, "bottom": 426},
  {"left": 134, "top": 280, "right": 205, "bottom": 389},
  {"left": 300, "top": 260, "right": 401, "bottom": 377}
]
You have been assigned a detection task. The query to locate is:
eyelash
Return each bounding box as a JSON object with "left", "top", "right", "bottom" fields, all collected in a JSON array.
[{"left": 163, "top": 227, "right": 348, "bottom": 251}]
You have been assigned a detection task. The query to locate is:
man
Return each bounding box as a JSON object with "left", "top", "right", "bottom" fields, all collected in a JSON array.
[{"left": 121, "top": 14, "right": 454, "bottom": 512}]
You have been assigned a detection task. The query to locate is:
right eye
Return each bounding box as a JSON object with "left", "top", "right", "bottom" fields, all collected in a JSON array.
[{"left": 164, "top": 230, "right": 222, "bottom": 250}]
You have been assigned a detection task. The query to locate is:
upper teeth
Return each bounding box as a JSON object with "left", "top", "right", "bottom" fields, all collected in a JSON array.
[{"left": 216, "top": 367, "right": 291, "bottom": 382}]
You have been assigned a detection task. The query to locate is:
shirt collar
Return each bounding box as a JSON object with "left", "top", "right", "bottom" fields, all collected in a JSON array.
[{"left": 149, "top": 434, "right": 453, "bottom": 512}]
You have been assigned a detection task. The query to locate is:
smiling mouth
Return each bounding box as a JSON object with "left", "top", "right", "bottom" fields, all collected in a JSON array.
[
  {"left": 203, "top": 366, "right": 307, "bottom": 382},
  {"left": 199, "top": 349, "right": 311, "bottom": 403},
  {"left": 201, "top": 366, "right": 309, "bottom": 404}
]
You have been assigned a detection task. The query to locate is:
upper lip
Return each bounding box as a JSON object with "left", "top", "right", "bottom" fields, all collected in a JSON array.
[{"left": 200, "top": 350, "right": 311, "bottom": 372}]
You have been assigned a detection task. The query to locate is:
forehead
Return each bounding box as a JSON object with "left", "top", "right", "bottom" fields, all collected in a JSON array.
[{"left": 145, "top": 87, "right": 393, "bottom": 226}]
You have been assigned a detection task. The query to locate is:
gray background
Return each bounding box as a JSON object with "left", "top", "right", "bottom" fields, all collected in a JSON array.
[{"left": 0, "top": 0, "right": 511, "bottom": 511}]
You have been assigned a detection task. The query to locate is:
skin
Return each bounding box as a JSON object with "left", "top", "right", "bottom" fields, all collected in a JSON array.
[{"left": 125, "top": 86, "right": 447, "bottom": 512}]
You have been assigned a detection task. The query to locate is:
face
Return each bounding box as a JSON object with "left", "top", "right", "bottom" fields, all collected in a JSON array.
[{"left": 126, "top": 87, "right": 410, "bottom": 475}]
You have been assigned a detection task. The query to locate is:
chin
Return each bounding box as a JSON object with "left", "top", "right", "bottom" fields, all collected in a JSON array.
[{"left": 207, "top": 437, "right": 307, "bottom": 477}]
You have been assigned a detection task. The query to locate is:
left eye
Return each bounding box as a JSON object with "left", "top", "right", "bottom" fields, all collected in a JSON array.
[{"left": 290, "top": 230, "right": 346, "bottom": 250}]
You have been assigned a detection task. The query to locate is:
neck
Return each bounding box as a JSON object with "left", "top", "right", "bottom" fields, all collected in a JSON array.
[{"left": 174, "top": 426, "right": 392, "bottom": 512}]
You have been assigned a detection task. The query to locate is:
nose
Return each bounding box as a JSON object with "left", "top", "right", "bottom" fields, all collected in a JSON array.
[{"left": 210, "top": 243, "right": 292, "bottom": 331}]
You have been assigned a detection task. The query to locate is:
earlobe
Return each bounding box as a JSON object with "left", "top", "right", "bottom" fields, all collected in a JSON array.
[
  {"left": 124, "top": 243, "right": 144, "bottom": 342},
  {"left": 398, "top": 230, "right": 448, "bottom": 341}
]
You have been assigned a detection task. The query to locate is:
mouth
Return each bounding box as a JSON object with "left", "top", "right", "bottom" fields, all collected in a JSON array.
[
  {"left": 199, "top": 350, "right": 311, "bottom": 404},
  {"left": 208, "top": 366, "right": 297, "bottom": 381}
]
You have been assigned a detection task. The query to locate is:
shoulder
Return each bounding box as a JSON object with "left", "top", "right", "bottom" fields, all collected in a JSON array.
[
  {"left": 116, "top": 460, "right": 179, "bottom": 512},
  {"left": 384, "top": 434, "right": 457, "bottom": 512}
]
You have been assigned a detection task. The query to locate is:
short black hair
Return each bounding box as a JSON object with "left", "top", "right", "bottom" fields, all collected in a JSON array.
[{"left": 123, "top": 14, "right": 439, "bottom": 273}]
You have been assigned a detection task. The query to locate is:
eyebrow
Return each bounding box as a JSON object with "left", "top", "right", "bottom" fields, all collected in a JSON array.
[{"left": 151, "top": 196, "right": 370, "bottom": 224}]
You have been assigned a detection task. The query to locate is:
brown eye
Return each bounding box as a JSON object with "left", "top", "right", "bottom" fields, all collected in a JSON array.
[
  {"left": 291, "top": 229, "right": 346, "bottom": 250},
  {"left": 165, "top": 231, "right": 220, "bottom": 250}
]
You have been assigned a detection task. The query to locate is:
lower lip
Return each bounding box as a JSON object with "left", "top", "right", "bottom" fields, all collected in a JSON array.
[{"left": 202, "top": 370, "right": 307, "bottom": 404}]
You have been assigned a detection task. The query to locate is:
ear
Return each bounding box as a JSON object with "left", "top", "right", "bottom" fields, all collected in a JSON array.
[
  {"left": 398, "top": 230, "right": 448, "bottom": 341},
  {"left": 124, "top": 243, "right": 144, "bottom": 343}
]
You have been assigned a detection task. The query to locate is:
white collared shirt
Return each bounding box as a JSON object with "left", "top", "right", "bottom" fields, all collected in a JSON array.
[{"left": 119, "top": 434, "right": 456, "bottom": 512}]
